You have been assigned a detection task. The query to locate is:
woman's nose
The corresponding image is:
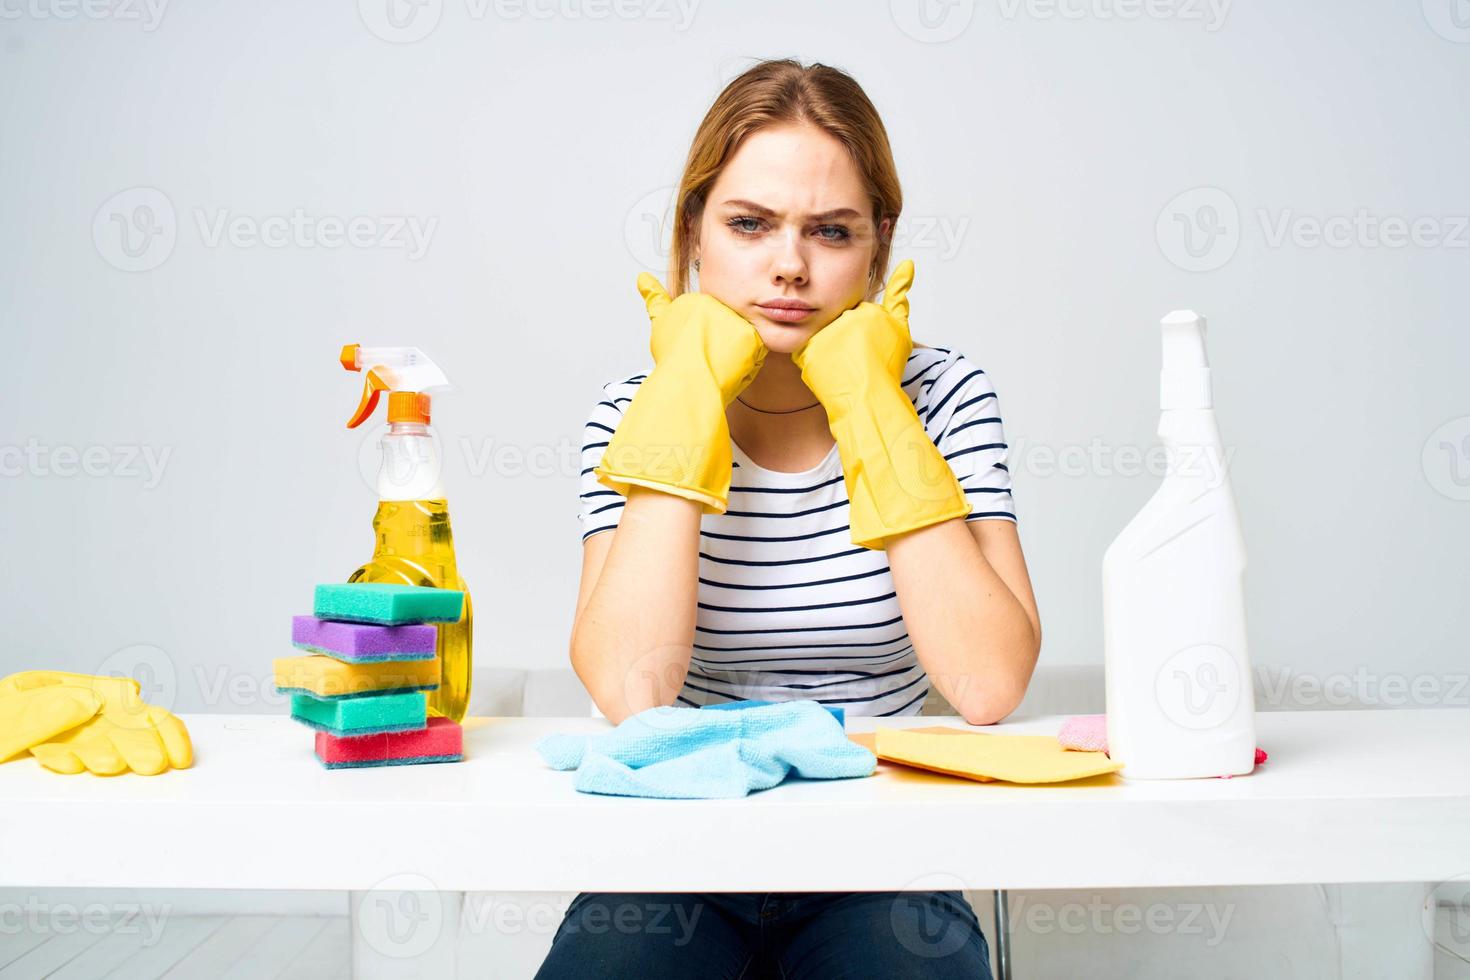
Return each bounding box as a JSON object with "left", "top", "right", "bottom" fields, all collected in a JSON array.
[{"left": 770, "top": 228, "right": 808, "bottom": 284}]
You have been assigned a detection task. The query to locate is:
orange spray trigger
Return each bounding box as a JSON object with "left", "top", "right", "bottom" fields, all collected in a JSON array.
[{"left": 347, "top": 369, "right": 391, "bottom": 428}]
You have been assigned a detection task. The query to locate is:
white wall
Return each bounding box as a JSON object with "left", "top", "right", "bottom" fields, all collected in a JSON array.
[{"left": 1, "top": 0, "right": 1465, "bottom": 713}]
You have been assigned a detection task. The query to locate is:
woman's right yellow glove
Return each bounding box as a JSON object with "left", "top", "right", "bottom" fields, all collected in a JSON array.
[{"left": 594, "top": 274, "right": 767, "bottom": 514}]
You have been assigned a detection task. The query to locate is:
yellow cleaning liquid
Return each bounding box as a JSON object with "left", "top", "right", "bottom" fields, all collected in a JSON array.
[{"left": 348, "top": 498, "right": 472, "bottom": 722}]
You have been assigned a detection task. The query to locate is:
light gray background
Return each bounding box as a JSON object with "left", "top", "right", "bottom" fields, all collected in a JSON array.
[{"left": 1, "top": 0, "right": 1465, "bottom": 713}]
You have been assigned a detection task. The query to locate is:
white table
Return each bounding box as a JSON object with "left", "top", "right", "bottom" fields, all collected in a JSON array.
[
  {"left": 3, "top": 709, "right": 1467, "bottom": 978},
  {"left": 5, "top": 709, "right": 1467, "bottom": 891}
]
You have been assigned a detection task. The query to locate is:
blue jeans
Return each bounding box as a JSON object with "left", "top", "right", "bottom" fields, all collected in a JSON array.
[{"left": 534, "top": 890, "right": 993, "bottom": 979}]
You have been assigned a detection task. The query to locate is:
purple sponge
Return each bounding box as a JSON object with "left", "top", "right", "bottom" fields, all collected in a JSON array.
[{"left": 292, "top": 615, "right": 437, "bottom": 663}]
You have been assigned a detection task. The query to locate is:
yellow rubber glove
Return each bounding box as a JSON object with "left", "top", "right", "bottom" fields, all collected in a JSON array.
[
  {"left": 0, "top": 671, "right": 193, "bottom": 776},
  {"left": 792, "top": 259, "right": 972, "bottom": 550},
  {"left": 0, "top": 676, "right": 103, "bottom": 763},
  {"left": 595, "top": 273, "right": 768, "bottom": 514},
  {"left": 0, "top": 670, "right": 142, "bottom": 704}
]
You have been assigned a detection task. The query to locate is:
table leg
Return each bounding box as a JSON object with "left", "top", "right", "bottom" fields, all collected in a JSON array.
[
  {"left": 993, "top": 888, "right": 1011, "bottom": 980},
  {"left": 1322, "top": 882, "right": 1433, "bottom": 980},
  {"left": 349, "top": 886, "right": 464, "bottom": 979}
]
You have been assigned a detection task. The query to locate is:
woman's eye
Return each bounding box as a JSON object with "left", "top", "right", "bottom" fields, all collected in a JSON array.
[
  {"left": 726, "top": 216, "right": 852, "bottom": 242},
  {"left": 727, "top": 216, "right": 763, "bottom": 237}
]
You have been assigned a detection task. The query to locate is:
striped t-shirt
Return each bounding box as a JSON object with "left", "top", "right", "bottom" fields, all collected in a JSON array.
[{"left": 577, "top": 345, "right": 1017, "bottom": 717}]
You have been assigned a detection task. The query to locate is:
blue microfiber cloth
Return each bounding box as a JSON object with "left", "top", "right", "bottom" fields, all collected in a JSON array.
[
  {"left": 702, "top": 698, "right": 844, "bottom": 728},
  {"left": 535, "top": 699, "right": 876, "bottom": 799}
]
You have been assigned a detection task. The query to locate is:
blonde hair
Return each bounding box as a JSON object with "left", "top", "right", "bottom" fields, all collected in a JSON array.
[{"left": 667, "top": 58, "right": 902, "bottom": 300}]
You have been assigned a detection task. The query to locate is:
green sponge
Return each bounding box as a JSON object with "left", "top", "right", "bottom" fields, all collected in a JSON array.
[
  {"left": 291, "top": 690, "right": 427, "bottom": 737},
  {"left": 313, "top": 583, "right": 464, "bottom": 625}
]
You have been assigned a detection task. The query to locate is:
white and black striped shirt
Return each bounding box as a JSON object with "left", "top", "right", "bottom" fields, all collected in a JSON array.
[{"left": 577, "top": 345, "right": 1017, "bottom": 717}]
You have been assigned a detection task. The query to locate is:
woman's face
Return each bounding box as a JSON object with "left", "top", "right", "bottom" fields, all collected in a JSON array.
[{"left": 694, "top": 123, "right": 890, "bottom": 355}]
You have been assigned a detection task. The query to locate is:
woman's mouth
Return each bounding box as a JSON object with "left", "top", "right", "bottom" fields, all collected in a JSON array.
[{"left": 756, "top": 301, "right": 817, "bottom": 323}]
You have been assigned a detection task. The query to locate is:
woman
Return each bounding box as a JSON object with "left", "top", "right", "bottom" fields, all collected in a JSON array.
[{"left": 541, "top": 59, "right": 1041, "bottom": 979}]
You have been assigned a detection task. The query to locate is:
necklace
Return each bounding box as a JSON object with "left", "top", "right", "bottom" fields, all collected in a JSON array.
[{"left": 736, "top": 395, "right": 822, "bottom": 414}]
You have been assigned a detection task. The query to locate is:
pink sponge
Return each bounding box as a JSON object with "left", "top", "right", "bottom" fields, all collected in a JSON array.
[
  {"left": 314, "top": 716, "right": 463, "bottom": 769},
  {"left": 1057, "top": 714, "right": 1109, "bottom": 752}
]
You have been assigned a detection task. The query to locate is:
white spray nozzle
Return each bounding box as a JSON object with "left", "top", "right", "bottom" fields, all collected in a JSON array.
[
  {"left": 1159, "top": 311, "right": 1213, "bottom": 410},
  {"left": 341, "top": 344, "right": 453, "bottom": 428}
]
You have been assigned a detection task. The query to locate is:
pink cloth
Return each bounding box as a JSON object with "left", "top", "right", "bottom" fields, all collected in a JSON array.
[{"left": 1057, "top": 714, "right": 1268, "bottom": 776}]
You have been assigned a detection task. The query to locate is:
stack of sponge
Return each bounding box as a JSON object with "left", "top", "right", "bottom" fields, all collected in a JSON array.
[{"left": 273, "top": 582, "right": 466, "bottom": 769}]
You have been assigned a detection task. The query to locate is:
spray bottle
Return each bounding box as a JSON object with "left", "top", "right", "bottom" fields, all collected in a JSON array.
[
  {"left": 341, "top": 344, "right": 473, "bottom": 723},
  {"left": 1102, "top": 311, "right": 1255, "bottom": 779}
]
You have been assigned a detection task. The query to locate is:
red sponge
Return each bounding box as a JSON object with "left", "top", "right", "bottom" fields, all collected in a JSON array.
[{"left": 314, "top": 716, "right": 463, "bottom": 769}]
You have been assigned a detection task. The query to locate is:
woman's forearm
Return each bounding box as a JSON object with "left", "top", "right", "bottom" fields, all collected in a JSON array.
[
  {"left": 570, "top": 487, "right": 703, "bottom": 724},
  {"left": 886, "top": 518, "right": 1040, "bottom": 725}
]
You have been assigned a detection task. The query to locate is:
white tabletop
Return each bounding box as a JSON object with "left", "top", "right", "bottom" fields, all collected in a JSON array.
[{"left": 2, "top": 710, "right": 1467, "bottom": 893}]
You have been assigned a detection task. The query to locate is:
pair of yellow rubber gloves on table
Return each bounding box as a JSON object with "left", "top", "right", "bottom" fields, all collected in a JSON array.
[
  {"left": 0, "top": 671, "right": 193, "bottom": 776},
  {"left": 595, "top": 259, "right": 971, "bottom": 549}
]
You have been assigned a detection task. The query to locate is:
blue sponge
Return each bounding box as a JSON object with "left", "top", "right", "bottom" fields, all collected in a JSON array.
[
  {"left": 313, "top": 583, "right": 464, "bottom": 626},
  {"left": 290, "top": 690, "right": 427, "bottom": 738}
]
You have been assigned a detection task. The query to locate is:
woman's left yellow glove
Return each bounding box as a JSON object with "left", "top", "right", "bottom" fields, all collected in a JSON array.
[
  {"left": 792, "top": 259, "right": 971, "bottom": 550},
  {"left": 0, "top": 671, "right": 193, "bottom": 776}
]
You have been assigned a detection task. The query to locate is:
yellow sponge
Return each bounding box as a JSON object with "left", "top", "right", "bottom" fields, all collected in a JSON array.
[{"left": 273, "top": 654, "right": 440, "bottom": 700}]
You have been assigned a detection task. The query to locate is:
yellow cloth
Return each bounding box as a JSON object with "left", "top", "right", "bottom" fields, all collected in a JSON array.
[
  {"left": 866, "top": 727, "right": 1121, "bottom": 784},
  {"left": 792, "top": 260, "right": 972, "bottom": 549},
  {"left": 0, "top": 671, "right": 192, "bottom": 776},
  {"left": 594, "top": 273, "right": 767, "bottom": 514}
]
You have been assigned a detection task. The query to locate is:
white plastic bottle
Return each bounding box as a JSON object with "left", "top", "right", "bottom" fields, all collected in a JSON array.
[{"left": 1102, "top": 311, "right": 1256, "bottom": 779}]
